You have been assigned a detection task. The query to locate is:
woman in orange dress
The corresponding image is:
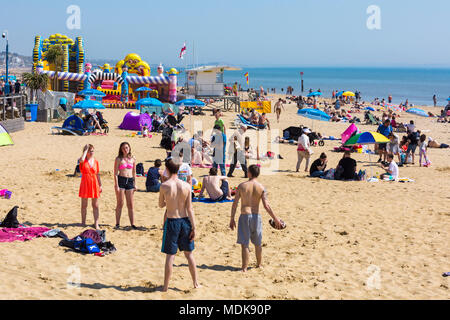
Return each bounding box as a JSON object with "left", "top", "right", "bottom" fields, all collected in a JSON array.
[{"left": 79, "top": 144, "right": 102, "bottom": 229}]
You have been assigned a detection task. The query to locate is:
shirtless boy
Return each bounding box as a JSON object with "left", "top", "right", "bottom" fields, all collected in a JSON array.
[
  {"left": 159, "top": 159, "right": 199, "bottom": 291},
  {"left": 199, "top": 167, "right": 232, "bottom": 201},
  {"left": 229, "top": 165, "right": 283, "bottom": 272}
]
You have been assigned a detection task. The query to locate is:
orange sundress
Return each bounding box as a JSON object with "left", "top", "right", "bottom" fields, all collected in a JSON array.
[{"left": 79, "top": 159, "right": 100, "bottom": 199}]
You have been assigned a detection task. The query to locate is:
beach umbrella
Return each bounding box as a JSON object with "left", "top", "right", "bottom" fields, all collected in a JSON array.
[
  {"left": 344, "top": 131, "right": 390, "bottom": 179},
  {"left": 344, "top": 132, "right": 389, "bottom": 146},
  {"left": 135, "top": 98, "right": 164, "bottom": 114},
  {"left": 297, "top": 108, "right": 331, "bottom": 122},
  {"left": 175, "top": 99, "right": 205, "bottom": 133},
  {"left": 364, "top": 106, "right": 375, "bottom": 111},
  {"left": 135, "top": 98, "right": 163, "bottom": 107},
  {"left": 342, "top": 91, "right": 355, "bottom": 97},
  {"left": 72, "top": 99, "right": 105, "bottom": 110},
  {"left": 306, "top": 91, "right": 322, "bottom": 97},
  {"left": 135, "top": 87, "right": 152, "bottom": 92},
  {"left": 77, "top": 89, "right": 106, "bottom": 98},
  {"left": 335, "top": 91, "right": 344, "bottom": 97},
  {"left": 135, "top": 86, "right": 152, "bottom": 99},
  {"left": 406, "top": 107, "right": 429, "bottom": 117},
  {"left": 297, "top": 108, "right": 330, "bottom": 131},
  {"left": 175, "top": 99, "right": 205, "bottom": 107}
]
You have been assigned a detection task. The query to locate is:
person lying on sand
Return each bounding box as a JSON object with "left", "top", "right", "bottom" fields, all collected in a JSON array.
[
  {"left": 229, "top": 165, "right": 283, "bottom": 272},
  {"left": 427, "top": 137, "right": 449, "bottom": 149}
]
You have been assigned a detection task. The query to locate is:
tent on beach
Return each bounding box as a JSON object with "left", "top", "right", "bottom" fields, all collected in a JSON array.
[
  {"left": 0, "top": 124, "right": 13, "bottom": 147},
  {"left": 119, "top": 112, "right": 153, "bottom": 131}
]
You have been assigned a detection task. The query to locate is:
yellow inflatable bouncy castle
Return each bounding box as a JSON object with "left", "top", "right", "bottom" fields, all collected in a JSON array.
[
  {"left": 115, "top": 53, "right": 151, "bottom": 77},
  {"left": 33, "top": 33, "right": 85, "bottom": 92}
]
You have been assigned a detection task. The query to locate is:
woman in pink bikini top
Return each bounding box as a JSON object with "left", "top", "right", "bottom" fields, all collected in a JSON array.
[{"left": 114, "top": 142, "right": 137, "bottom": 229}]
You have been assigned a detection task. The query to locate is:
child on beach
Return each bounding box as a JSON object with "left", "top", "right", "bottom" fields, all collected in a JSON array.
[
  {"left": 419, "top": 134, "right": 431, "bottom": 167},
  {"left": 380, "top": 153, "right": 399, "bottom": 181},
  {"left": 78, "top": 144, "right": 102, "bottom": 229}
]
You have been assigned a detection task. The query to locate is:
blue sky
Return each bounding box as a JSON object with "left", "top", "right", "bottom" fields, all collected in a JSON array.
[{"left": 0, "top": 0, "right": 449, "bottom": 67}]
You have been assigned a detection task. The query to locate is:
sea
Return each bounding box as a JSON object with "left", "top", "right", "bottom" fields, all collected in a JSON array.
[{"left": 221, "top": 67, "right": 450, "bottom": 107}]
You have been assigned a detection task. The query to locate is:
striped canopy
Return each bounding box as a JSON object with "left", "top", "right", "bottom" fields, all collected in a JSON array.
[{"left": 127, "top": 75, "right": 169, "bottom": 85}]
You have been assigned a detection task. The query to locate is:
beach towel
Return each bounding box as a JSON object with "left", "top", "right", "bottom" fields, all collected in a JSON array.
[
  {"left": 192, "top": 198, "right": 234, "bottom": 203},
  {"left": 0, "top": 227, "right": 51, "bottom": 242}
]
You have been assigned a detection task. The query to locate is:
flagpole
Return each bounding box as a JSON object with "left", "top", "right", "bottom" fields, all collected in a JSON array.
[{"left": 184, "top": 40, "right": 187, "bottom": 93}]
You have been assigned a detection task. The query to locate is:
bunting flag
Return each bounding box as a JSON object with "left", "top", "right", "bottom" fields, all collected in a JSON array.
[
  {"left": 244, "top": 72, "right": 249, "bottom": 85},
  {"left": 179, "top": 43, "right": 186, "bottom": 59}
]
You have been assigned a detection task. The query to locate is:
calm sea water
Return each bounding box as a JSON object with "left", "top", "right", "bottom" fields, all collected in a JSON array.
[{"left": 222, "top": 67, "right": 450, "bottom": 107}]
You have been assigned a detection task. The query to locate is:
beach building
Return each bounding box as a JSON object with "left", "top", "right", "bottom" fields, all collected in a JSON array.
[{"left": 186, "top": 65, "right": 241, "bottom": 97}]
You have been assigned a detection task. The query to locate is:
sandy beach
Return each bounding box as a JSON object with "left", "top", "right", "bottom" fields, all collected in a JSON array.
[{"left": 0, "top": 94, "right": 449, "bottom": 300}]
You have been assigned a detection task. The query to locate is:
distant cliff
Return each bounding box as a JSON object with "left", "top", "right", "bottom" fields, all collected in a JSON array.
[{"left": 0, "top": 51, "right": 33, "bottom": 68}]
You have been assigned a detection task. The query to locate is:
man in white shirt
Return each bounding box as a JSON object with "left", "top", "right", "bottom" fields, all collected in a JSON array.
[
  {"left": 380, "top": 153, "right": 399, "bottom": 181},
  {"left": 296, "top": 128, "right": 313, "bottom": 172},
  {"left": 227, "top": 124, "right": 248, "bottom": 178}
]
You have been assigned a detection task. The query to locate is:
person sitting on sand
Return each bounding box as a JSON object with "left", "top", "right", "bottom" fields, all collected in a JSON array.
[
  {"left": 83, "top": 113, "right": 103, "bottom": 134},
  {"left": 78, "top": 144, "right": 102, "bottom": 230},
  {"left": 159, "top": 158, "right": 199, "bottom": 292},
  {"left": 146, "top": 159, "right": 163, "bottom": 192},
  {"left": 310, "top": 152, "right": 328, "bottom": 178},
  {"left": 380, "top": 153, "right": 399, "bottom": 181},
  {"left": 336, "top": 150, "right": 357, "bottom": 181},
  {"left": 229, "top": 165, "right": 283, "bottom": 272},
  {"left": 258, "top": 113, "right": 270, "bottom": 129},
  {"left": 427, "top": 137, "right": 449, "bottom": 149},
  {"left": 199, "top": 167, "right": 233, "bottom": 201}
]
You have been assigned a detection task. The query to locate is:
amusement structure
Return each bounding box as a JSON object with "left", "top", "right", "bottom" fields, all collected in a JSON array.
[{"left": 32, "top": 33, "right": 178, "bottom": 106}]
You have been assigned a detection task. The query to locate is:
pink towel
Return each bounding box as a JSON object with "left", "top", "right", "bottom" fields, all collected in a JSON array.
[{"left": 0, "top": 227, "right": 51, "bottom": 243}]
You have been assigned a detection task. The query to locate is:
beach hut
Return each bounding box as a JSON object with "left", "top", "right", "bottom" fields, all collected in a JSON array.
[
  {"left": 0, "top": 124, "right": 13, "bottom": 147},
  {"left": 119, "top": 112, "right": 153, "bottom": 131},
  {"left": 186, "top": 65, "right": 241, "bottom": 97}
]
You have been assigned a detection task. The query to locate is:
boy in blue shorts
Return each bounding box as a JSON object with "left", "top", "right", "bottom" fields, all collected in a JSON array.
[{"left": 159, "top": 159, "right": 199, "bottom": 292}]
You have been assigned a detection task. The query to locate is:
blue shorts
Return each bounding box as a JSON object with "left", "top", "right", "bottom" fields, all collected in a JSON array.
[{"left": 161, "top": 217, "right": 194, "bottom": 255}]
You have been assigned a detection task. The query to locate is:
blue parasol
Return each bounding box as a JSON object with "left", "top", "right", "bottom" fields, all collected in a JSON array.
[
  {"left": 307, "top": 91, "right": 322, "bottom": 97},
  {"left": 406, "top": 107, "right": 429, "bottom": 117},
  {"left": 175, "top": 99, "right": 205, "bottom": 107},
  {"left": 297, "top": 108, "right": 331, "bottom": 122},
  {"left": 77, "top": 89, "right": 106, "bottom": 98},
  {"left": 72, "top": 100, "right": 105, "bottom": 110},
  {"left": 135, "top": 98, "right": 163, "bottom": 111}
]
